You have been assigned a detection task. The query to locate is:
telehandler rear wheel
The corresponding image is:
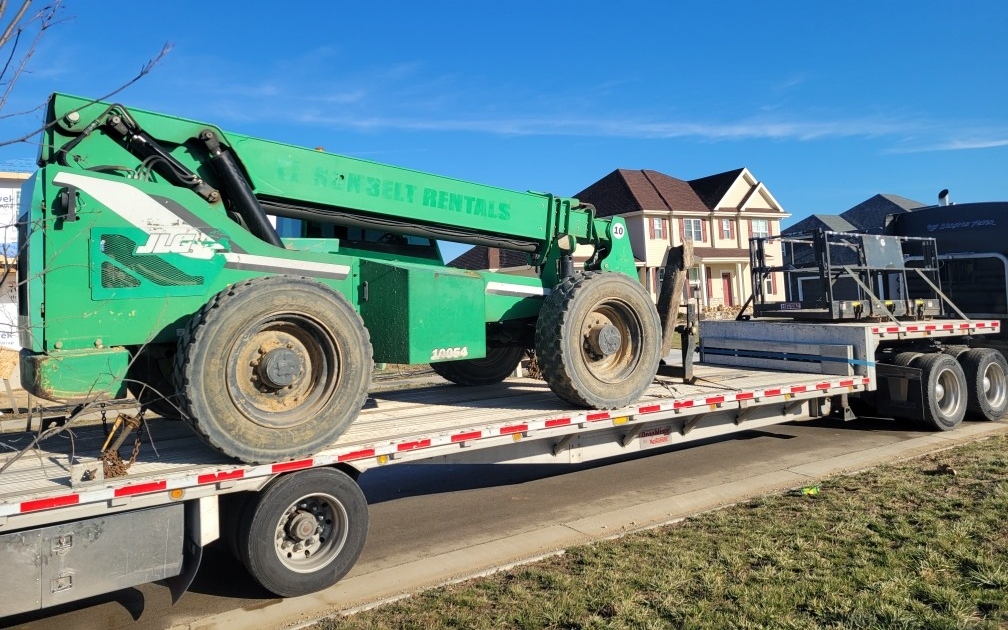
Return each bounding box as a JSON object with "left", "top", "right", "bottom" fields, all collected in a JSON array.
[
  {"left": 430, "top": 346, "right": 526, "bottom": 386},
  {"left": 175, "top": 276, "right": 373, "bottom": 463},
  {"left": 535, "top": 271, "right": 661, "bottom": 409}
]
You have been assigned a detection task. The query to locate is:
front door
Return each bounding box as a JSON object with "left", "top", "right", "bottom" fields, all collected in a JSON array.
[{"left": 721, "top": 272, "right": 734, "bottom": 306}]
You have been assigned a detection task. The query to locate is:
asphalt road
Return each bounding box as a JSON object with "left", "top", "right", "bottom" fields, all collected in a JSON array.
[{"left": 4, "top": 415, "right": 1006, "bottom": 630}]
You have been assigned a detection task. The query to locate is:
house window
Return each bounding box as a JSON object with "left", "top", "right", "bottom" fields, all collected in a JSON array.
[
  {"left": 720, "top": 219, "right": 733, "bottom": 240},
  {"left": 763, "top": 276, "right": 774, "bottom": 295},
  {"left": 751, "top": 219, "right": 769, "bottom": 238},
  {"left": 683, "top": 218, "right": 703, "bottom": 242},
  {"left": 652, "top": 217, "right": 665, "bottom": 239}
]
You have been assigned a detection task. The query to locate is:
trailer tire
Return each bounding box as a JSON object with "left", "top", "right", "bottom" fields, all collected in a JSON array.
[
  {"left": 127, "top": 345, "right": 181, "bottom": 419},
  {"left": 175, "top": 276, "right": 373, "bottom": 464},
  {"left": 939, "top": 345, "right": 970, "bottom": 359},
  {"left": 236, "top": 467, "right": 368, "bottom": 597},
  {"left": 535, "top": 272, "right": 661, "bottom": 408},
  {"left": 913, "top": 353, "right": 967, "bottom": 431},
  {"left": 891, "top": 352, "right": 919, "bottom": 367},
  {"left": 959, "top": 348, "right": 1008, "bottom": 421},
  {"left": 430, "top": 346, "right": 526, "bottom": 386}
]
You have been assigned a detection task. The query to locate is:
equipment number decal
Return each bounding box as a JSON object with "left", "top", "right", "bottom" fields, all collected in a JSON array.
[
  {"left": 431, "top": 346, "right": 469, "bottom": 360},
  {"left": 611, "top": 223, "right": 625, "bottom": 239}
]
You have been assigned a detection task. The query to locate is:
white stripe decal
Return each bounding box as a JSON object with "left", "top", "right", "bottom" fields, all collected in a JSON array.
[
  {"left": 222, "top": 253, "right": 350, "bottom": 278},
  {"left": 485, "top": 281, "right": 550, "bottom": 297},
  {"left": 53, "top": 171, "right": 224, "bottom": 260}
]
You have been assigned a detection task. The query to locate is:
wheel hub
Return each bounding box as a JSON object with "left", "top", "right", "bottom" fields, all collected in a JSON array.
[
  {"left": 586, "top": 323, "right": 622, "bottom": 357},
  {"left": 285, "top": 509, "right": 319, "bottom": 541},
  {"left": 259, "top": 347, "right": 302, "bottom": 388}
]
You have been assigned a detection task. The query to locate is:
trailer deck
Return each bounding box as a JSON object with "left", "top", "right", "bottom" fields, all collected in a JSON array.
[{"left": 0, "top": 364, "right": 865, "bottom": 531}]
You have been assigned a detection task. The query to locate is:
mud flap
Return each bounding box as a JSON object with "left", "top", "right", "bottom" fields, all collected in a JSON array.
[{"left": 165, "top": 499, "right": 204, "bottom": 604}]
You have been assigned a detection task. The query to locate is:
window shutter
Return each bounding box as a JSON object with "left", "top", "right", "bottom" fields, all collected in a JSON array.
[
  {"left": 748, "top": 219, "right": 753, "bottom": 238},
  {"left": 678, "top": 218, "right": 685, "bottom": 241},
  {"left": 649, "top": 218, "right": 655, "bottom": 239},
  {"left": 701, "top": 220, "right": 707, "bottom": 243},
  {"left": 768, "top": 221, "right": 774, "bottom": 236},
  {"left": 730, "top": 221, "right": 735, "bottom": 240},
  {"left": 771, "top": 271, "right": 777, "bottom": 295},
  {"left": 705, "top": 266, "right": 713, "bottom": 300},
  {"left": 663, "top": 218, "right": 669, "bottom": 240}
]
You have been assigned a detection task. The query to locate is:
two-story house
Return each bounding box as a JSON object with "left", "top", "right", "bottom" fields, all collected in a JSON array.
[{"left": 574, "top": 167, "right": 789, "bottom": 307}]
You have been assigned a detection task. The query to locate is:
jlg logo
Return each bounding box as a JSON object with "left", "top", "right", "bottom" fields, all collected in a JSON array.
[{"left": 135, "top": 231, "right": 224, "bottom": 259}]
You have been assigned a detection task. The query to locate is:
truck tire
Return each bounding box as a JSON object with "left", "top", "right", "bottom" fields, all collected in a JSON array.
[
  {"left": 235, "top": 467, "right": 368, "bottom": 597},
  {"left": 959, "top": 348, "right": 1008, "bottom": 421},
  {"left": 534, "top": 272, "right": 661, "bottom": 409},
  {"left": 430, "top": 346, "right": 526, "bottom": 386},
  {"left": 913, "top": 352, "right": 967, "bottom": 431},
  {"left": 175, "top": 276, "right": 373, "bottom": 463},
  {"left": 127, "top": 345, "right": 181, "bottom": 419}
]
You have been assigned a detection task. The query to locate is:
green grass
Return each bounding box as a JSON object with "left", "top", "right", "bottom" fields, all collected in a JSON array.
[{"left": 319, "top": 434, "right": 1008, "bottom": 630}]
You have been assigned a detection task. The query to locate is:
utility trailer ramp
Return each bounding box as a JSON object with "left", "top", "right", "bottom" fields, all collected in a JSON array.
[{"left": 0, "top": 367, "right": 864, "bottom": 531}]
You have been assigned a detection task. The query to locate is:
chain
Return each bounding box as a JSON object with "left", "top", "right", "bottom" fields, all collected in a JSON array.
[{"left": 100, "top": 413, "right": 143, "bottom": 478}]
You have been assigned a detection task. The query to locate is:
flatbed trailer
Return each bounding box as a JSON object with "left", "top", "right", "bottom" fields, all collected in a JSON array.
[{"left": 0, "top": 318, "right": 1000, "bottom": 617}]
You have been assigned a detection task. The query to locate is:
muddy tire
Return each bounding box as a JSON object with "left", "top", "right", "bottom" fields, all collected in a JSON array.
[
  {"left": 175, "top": 276, "right": 372, "bottom": 464},
  {"left": 913, "top": 352, "right": 967, "bottom": 431},
  {"left": 430, "top": 346, "right": 526, "bottom": 386},
  {"left": 235, "top": 467, "right": 368, "bottom": 597},
  {"left": 959, "top": 348, "right": 1008, "bottom": 421},
  {"left": 534, "top": 272, "right": 661, "bottom": 408},
  {"left": 127, "top": 344, "right": 181, "bottom": 419}
]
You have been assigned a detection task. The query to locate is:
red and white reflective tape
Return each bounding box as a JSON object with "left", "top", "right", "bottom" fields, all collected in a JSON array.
[
  {"left": 871, "top": 320, "right": 1000, "bottom": 336},
  {"left": 1, "top": 375, "right": 871, "bottom": 520}
]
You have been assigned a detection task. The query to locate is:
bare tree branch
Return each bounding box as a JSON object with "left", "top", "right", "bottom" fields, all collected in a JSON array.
[{"left": 0, "top": 40, "right": 173, "bottom": 148}]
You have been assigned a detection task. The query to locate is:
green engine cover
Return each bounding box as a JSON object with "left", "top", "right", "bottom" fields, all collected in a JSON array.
[{"left": 360, "top": 260, "right": 486, "bottom": 364}]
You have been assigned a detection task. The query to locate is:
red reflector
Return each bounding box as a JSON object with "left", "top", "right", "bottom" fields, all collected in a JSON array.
[
  {"left": 587, "top": 412, "right": 610, "bottom": 422},
  {"left": 337, "top": 449, "right": 375, "bottom": 462},
  {"left": 397, "top": 439, "right": 431, "bottom": 452},
  {"left": 272, "top": 459, "right": 313, "bottom": 473},
  {"left": 705, "top": 396, "right": 725, "bottom": 405},
  {"left": 198, "top": 470, "right": 245, "bottom": 485},
  {"left": 451, "top": 431, "right": 482, "bottom": 442},
  {"left": 638, "top": 405, "right": 662, "bottom": 413},
  {"left": 546, "top": 418, "right": 571, "bottom": 428},
  {"left": 840, "top": 379, "right": 854, "bottom": 387},
  {"left": 736, "top": 392, "right": 754, "bottom": 400},
  {"left": 114, "top": 481, "right": 167, "bottom": 497},
  {"left": 673, "top": 400, "right": 694, "bottom": 409},
  {"left": 816, "top": 383, "right": 831, "bottom": 390},
  {"left": 21, "top": 494, "right": 79, "bottom": 513},
  {"left": 765, "top": 389, "right": 781, "bottom": 396},
  {"left": 500, "top": 424, "right": 528, "bottom": 435},
  {"left": 791, "top": 386, "right": 807, "bottom": 393}
]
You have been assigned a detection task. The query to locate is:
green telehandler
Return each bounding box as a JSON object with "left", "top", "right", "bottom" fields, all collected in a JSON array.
[{"left": 17, "top": 93, "right": 662, "bottom": 463}]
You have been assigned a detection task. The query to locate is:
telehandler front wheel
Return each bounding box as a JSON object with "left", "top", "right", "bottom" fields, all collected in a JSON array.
[
  {"left": 430, "top": 346, "right": 526, "bottom": 386},
  {"left": 535, "top": 272, "right": 661, "bottom": 409},
  {"left": 175, "top": 276, "right": 373, "bottom": 464}
]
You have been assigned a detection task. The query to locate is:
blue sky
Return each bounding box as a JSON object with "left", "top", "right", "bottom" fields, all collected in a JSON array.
[{"left": 1, "top": 1, "right": 1005, "bottom": 244}]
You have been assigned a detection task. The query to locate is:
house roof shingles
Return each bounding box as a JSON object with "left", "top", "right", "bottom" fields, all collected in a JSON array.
[
  {"left": 687, "top": 168, "right": 746, "bottom": 210},
  {"left": 575, "top": 169, "right": 709, "bottom": 217}
]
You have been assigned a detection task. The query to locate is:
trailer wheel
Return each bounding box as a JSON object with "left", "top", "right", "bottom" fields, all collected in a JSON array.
[
  {"left": 236, "top": 468, "right": 368, "bottom": 597},
  {"left": 430, "top": 346, "right": 526, "bottom": 386},
  {"left": 959, "top": 348, "right": 1008, "bottom": 421},
  {"left": 175, "top": 276, "right": 373, "bottom": 463},
  {"left": 127, "top": 345, "right": 181, "bottom": 419},
  {"left": 913, "top": 353, "right": 967, "bottom": 431},
  {"left": 535, "top": 272, "right": 661, "bottom": 408}
]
